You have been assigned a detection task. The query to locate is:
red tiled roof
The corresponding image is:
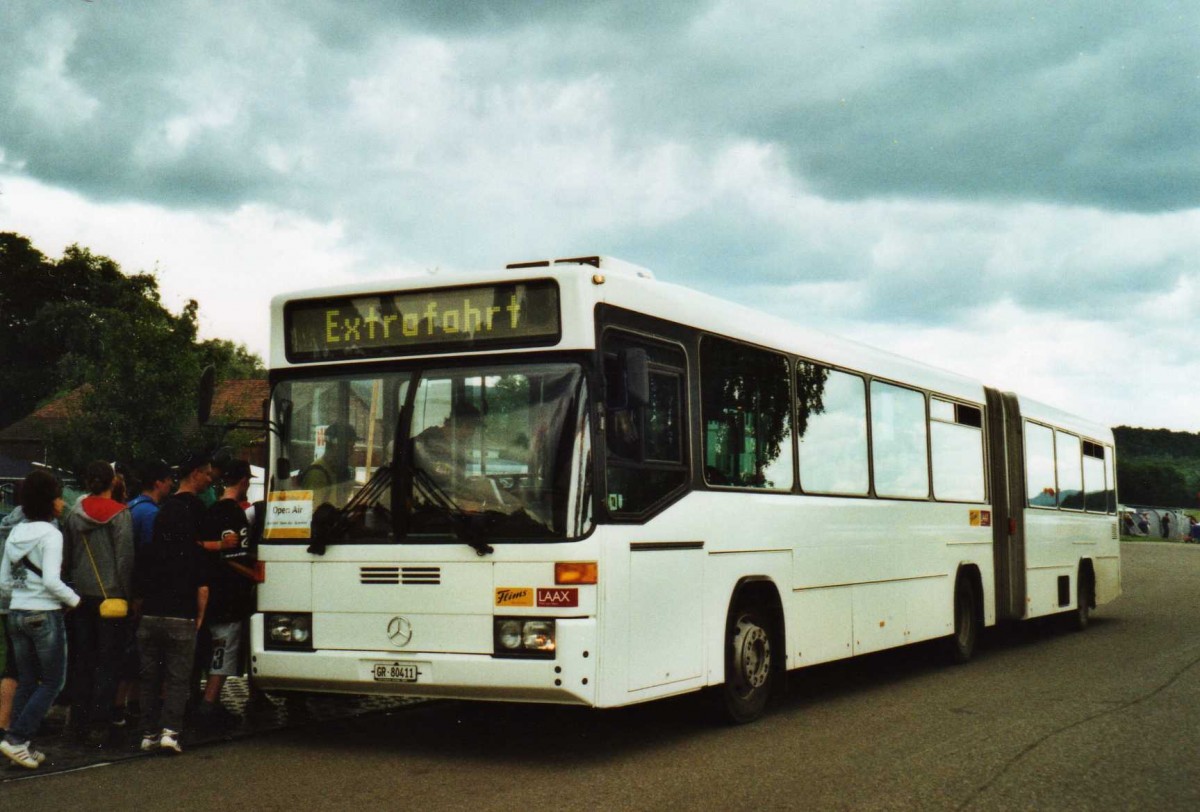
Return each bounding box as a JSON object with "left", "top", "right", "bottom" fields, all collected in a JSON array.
[
  {"left": 0, "top": 387, "right": 88, "bottom": 442},
  {"left": 32, "top": 387, "right": 88, "bottom": 420},
  {"left": 210, "top": 379, "right": 270, "bottom": 422},
  {"left": 0, "top": 379, "right": 268, "bottom": 439},
  {"left": 0, "top": 379, "right": 269, "bottom": 465}
]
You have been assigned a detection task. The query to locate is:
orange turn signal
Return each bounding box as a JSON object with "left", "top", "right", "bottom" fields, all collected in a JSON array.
[{"left": 555, "top": 561, "right": 598, "bottom": 585}]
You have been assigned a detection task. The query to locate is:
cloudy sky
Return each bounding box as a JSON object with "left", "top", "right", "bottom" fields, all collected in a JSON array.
[{"left": 2, "top": 1, "right": 1197, "bottom": 430}]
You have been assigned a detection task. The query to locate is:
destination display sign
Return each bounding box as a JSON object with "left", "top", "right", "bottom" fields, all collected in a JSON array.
[{"left": 285, "top": 280, "right": 561, "bottom": 362}]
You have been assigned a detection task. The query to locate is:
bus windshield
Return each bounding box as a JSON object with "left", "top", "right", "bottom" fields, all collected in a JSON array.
[{"left": 268, "top": 362, "right": 593, "bottom": 548}]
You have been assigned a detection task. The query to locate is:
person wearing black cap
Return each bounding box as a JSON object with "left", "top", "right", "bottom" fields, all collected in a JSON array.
[
  {"left": 194, "top": 459, "right": 255, "bottom": 727},
  {"left": 133, "top": 452, "right": 211, "bottom": 754}
]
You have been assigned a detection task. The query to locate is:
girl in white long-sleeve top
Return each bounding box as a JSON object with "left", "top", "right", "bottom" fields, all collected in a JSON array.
[{"left": 0, "top": 470, "right": 79, "bottom": 769}]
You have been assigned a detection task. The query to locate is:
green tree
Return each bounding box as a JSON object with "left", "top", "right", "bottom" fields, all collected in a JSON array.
[
  {"left": 1, "top": 232, "right": 266, "bottom": 474},
  {"left": 197, "top": 337, "right": 266, "bottom": 381},
  {"left": 1117, "top": 460, "right": 1194, "bottom": 508},
  {"left": 0, "top": 233, "right": 65, "bottom": 427},
  {"left": 1114, "top": 426, "right": 1200, "bottom": 508}
]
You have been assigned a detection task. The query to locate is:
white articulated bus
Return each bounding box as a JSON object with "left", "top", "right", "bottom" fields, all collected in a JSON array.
[{"left": 250, "top": 255, "right": 1120, "bottom": 722}]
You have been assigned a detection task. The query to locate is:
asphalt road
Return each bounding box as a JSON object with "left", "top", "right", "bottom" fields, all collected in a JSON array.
[{"left": 6, "top": 541, "right": 1199, "bottom": 810}]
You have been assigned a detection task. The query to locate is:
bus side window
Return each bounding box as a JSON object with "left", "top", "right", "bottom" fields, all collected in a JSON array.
[
  {"left": 1056, "top": 431, "right": 1084, "bottom": 510},
  {"left": 603, "top": 331, "right": 688, "bottom": 516},
  {"left": 870, "top": 381, "right": 929, "bottom": 499},
  {"left": 1083, "top": 441, "right": 1107, "bottom": 513},
  {"left": 797, "top": 364, "right": 868, "bottom": 495},
  {"left": 930, "top": 398, "right": 985, "bottom": 502},
  {"left": 1025, "top": 422, "right": 1056, "bottom": 507},
  {"left": 1104, "top": 446, "right": 1116, "bottom": 514},
  {"left": 700, "top": 336, "right": 793, "bottom": 491}
]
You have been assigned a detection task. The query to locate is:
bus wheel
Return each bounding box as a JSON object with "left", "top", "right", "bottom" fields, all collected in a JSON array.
[
  {"left": 1071, "top": 569, "right": 1092, "bottom": 631},
  {"left": 720, "top": 606, "right": 774, "bottom": 724},
  {"left": 948, "top": 575, "right": 978, "bottom": 664}
]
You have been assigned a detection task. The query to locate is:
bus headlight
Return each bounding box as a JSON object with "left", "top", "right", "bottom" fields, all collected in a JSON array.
[
  {"left": 493, "top": 617, "right": 556, "bottom": 658},
  {"left": 265, "top": 613, "right": 313, "bottom": 650},
  {"left": 522, "top": 620, "right": 555, "bottom": 651},
  {"left": 497, "top": 619, "right": 523, "bottom": 650}
]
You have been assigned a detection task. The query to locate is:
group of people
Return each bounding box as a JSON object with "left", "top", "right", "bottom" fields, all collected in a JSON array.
[
  {"left": 1119, "top": 510, "right": 1200, "bottom": 542},
  {"left": 0, "top": 452, "right": 259, "bottom": 769}
]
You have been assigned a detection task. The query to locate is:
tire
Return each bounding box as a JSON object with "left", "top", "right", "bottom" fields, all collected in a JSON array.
[
  {"left": 1071, "top": 569, "right": 1092, "bottom": 632},
  {"left": 948, "top": 575, "right": 978, "bottom": 664},
  {"left": 719, "top": 606, "right": 775, "bottom": 724}
]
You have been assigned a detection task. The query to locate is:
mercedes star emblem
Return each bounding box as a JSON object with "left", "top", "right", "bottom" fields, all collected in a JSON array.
[{"left": 387, "top": 616, "right": 413, "bottom": 647}]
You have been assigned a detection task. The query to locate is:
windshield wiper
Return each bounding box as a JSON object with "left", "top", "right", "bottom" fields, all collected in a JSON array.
[
  {"left": 411, "top": 466, "right": 495, "bottom": 557},
  {"left": 307, "top": 463, "right": 394, "bottom": 556}
]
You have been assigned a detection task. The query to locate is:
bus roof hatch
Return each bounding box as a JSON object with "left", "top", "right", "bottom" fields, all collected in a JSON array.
[{"left": 506, "top": 255, "right": 656, "bottom": 280}]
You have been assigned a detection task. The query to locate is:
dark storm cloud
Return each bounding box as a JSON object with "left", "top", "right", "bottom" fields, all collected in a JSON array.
[
  {"left": 611, "top": 1, "right": 1200, "bottom": 213},
  {"left": 791, "top": 6, "right": 1200, "bottom": 212},
  {"left": 0, "top": 4, "right": 300, "bottom": 207},
  {"left": 0, "top": 0, "right": 1196, "bottom": 337},
  {"left": 292, "top": 0, "right": 706, "bottom": 40},
  {"left": 2, "top": 1, "right": 1194, "bottom": 215}
]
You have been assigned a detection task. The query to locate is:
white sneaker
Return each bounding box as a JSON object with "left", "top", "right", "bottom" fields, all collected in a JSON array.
[
  {"left": 0, "top": 739, "right": 40, "bottom": 769},
  {"left": 159, "top": 729, "right": 182, "bottom": 754},
  {"left": 28, "top": 747, "right": 46, "bottom": 766},
  {"left": 140, "top": 732, "right": 159, "bottom": 752}
]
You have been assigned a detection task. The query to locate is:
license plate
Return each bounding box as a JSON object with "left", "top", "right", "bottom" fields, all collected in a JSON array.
[{"left": 371, "top": 661, "right": 422, "bottom": 683}]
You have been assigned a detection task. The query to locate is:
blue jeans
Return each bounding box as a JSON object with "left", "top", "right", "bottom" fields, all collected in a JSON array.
[
  {"left": 5, "top": 609, "right": 68, "bottom": 744},
  {"left": 138, "top": 616, "right": 196, "bottom": 734}
]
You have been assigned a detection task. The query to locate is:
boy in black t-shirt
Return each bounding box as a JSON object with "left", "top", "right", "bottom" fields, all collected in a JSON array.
[{"left": 195, "top": 460, "right": 256, "bottom": 724}]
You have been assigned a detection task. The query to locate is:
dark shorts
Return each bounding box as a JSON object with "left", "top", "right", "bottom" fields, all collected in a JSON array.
[{"left": 207, "top": 622, "right": 244, "bottom": 677}]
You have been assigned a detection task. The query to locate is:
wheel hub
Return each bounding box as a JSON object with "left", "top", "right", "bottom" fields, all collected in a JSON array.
[{"left": 734, "top": 620, "right": 771, "bottom": 690}]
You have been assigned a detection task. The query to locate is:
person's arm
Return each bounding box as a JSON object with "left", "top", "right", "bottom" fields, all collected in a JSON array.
[
  {"left": 191, "top": 540, "right": 210, "bottom": 629},
  {"left": 225, "top": 560, "right": 259, "bottom": 581},
  {"left": 60, "top": 520, "right": 77, "bottom": 587},
  {"left": 152, "top": 500, "right": 173, "bottom": 545},
  {"left": 195, "top": 585, "right": 209, "bottom": 630},
  {"left": 42, "top": 530, "right": 81, "bottom": 609},
  {"left": 0, "top": 508, "right": 21, "bottom": 544},
  {"left": 0, "top": 551, "right": 12, "bottom": 600},
  {"left": 199, "top": 505, "right": 240, "bottom": 551},
  {"left": 114, "top": 511, "right": 135, "bottom": 597},
  {"left": 137, "top": 506, "right": 156, "bottom": 549},
  {"left": 199, "top": 531, "right": 241, "bottom": 552}
]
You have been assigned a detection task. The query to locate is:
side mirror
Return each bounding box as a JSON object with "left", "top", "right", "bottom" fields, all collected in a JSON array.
[
  {"left": 275, "top": 399, "right": 293, "bottom": 441},
  {"left": 197, "top": 365, "right": 216, "bottom": 425}
]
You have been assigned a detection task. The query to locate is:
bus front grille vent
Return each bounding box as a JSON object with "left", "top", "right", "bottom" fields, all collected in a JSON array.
[
  {"left": 401, "top": 567, "right": 441, "bottom": 585},
  {"left": 360, "top": 566, "right": 400, "bottom": 585},
  {"left": 359, "top": 566, "right": 442, "bottom": 585}
]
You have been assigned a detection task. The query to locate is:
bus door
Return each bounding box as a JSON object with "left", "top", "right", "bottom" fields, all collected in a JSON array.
[{"left": 985, "top": 388, "right": 1027, "bottom": 620}]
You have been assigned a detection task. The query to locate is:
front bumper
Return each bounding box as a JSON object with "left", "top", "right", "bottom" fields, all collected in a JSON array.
[{"left": 250, "top": 614, "right": 598, "bottom": 705}]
